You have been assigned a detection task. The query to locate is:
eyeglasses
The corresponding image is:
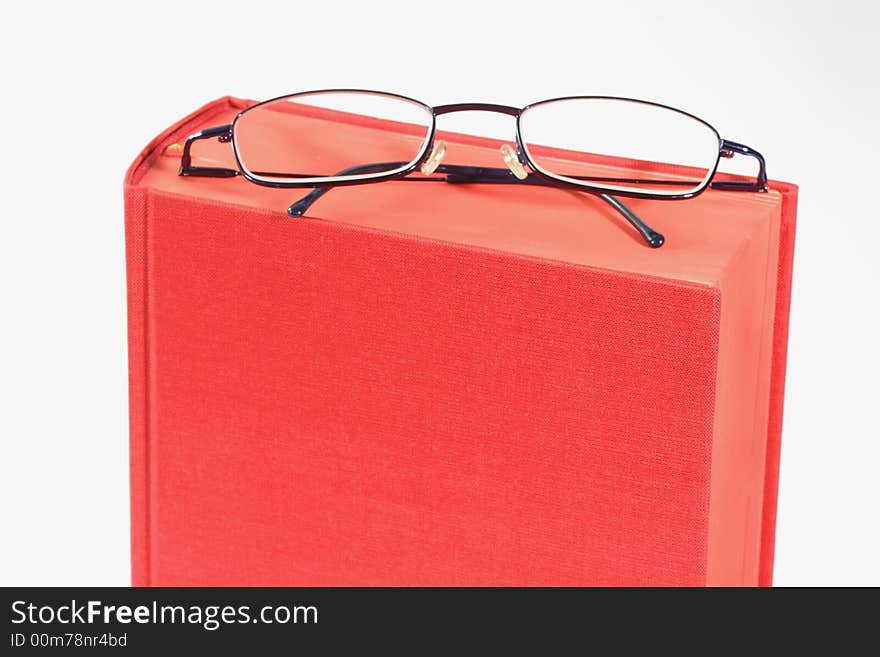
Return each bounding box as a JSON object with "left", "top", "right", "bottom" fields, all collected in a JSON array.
[{"left": 179, "top": 89, "right": 767, "bottom": 248}]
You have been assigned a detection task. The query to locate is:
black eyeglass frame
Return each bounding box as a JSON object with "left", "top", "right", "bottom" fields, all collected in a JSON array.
[{"left": 179, "top": 89, "right": 768, "bottom": 248}]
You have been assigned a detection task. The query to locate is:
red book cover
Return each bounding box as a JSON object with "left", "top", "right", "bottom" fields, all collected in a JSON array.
[{"left": 124, "top": 97, "right": 796, "bottom": 586}]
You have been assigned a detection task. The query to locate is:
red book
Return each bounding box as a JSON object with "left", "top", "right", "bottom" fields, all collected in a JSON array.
[{"left": 125, "top": 97, "right": 797, "bottom": 586}]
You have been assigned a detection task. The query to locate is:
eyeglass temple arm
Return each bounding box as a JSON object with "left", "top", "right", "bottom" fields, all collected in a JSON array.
[
  {"left": 177, "top": 125, "right": 766, "bottom": 192},
  {"left": 710, "top": 139, "right": 768, "bottom": 191},
  {"left": 288, "top": 163, "right": 664, "bottom": 248},
  {"left": 440, "top": 167, "right": 665, "bottom": 248},
  {"left": 178, "top": 124, "right": 239, "bottom": 178}
]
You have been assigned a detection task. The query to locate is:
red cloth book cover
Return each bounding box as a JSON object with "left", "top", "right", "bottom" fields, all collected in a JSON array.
[{"left": 124, "top": 97, "right": 796, "bottom": 586}]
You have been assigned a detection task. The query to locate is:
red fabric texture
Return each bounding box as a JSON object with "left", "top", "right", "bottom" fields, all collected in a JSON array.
[{"left": 125, "top": 97, "right": 797, "bottom": 586}]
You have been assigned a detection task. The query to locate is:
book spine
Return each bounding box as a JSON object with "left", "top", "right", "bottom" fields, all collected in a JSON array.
[
  {"left": 124, "top": 184, "right": 150, "bottom": 585},
  {"left": 122, "top": 96, "right": 247, "bottom": 585}
]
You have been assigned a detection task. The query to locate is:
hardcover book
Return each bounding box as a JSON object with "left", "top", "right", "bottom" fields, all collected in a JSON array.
[{"left": 125, "top": 97, "right": 796, "bottom": 586}]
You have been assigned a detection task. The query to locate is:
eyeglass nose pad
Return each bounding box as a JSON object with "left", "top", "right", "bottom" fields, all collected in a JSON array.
[
  {"left": 500, "top": 144, "right": 528, "bottom": 180},
  {"left": 420, "top": 140, "right": 447, "bottom": 175}
]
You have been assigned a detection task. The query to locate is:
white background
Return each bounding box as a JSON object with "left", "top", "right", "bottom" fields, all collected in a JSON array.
[{"left": 1, "top": 1, "right": 878, "bottom": 586}]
